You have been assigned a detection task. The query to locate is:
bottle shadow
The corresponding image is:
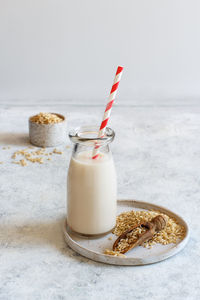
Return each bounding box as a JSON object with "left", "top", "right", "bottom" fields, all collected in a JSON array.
[
  {"left": 0, "top": 217, "right": 97, "bottom": 265},
  {"left": 0, "top": 132, "right": 30, "bottom": 146}
]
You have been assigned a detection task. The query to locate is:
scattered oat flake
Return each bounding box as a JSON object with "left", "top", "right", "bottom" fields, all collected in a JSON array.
[
  {"left": 108, "top": 237, "right": 112, "bottom": 240},
  {"left": 20, "top": 159, "right": 27, "bottom": 166},
  {"left": 0, "top": 162, "right": 3, "bottom": 164},
  {"left": 26, "top": 157, "right": 43, "bottom": 164},
  {"left": 104, "top": 249, "right": 126, "bottom": 258},
  {"left": 53, "top": 149, "right": 63, "bottom": 155},
  {"left": 12, "top": 160, "right": 27, "bottom": 166}
]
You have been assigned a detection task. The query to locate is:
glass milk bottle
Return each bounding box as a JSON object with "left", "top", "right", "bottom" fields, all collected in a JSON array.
[{"left": 67, "top": 125, "right": 117, "bottom": 236}]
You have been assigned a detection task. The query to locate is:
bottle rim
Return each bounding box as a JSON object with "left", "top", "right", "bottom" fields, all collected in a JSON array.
[{"left": 68, "top": 125, "right": 115, "bottom": 146}]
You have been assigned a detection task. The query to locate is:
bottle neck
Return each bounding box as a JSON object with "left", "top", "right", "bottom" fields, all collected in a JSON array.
[
  {"left": 72, "top": 143, "right": 111, "bottom": 159},
  {"left": 69, "top": 125, "right": 115, "bottom": 160}
]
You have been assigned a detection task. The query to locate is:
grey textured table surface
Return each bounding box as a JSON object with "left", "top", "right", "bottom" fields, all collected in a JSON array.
[{"left": 0, "top": 100, "right": 199, "bottom": 300}]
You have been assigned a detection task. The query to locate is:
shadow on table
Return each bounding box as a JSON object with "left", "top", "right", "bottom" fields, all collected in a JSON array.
[
  {"left": 0, "top": 217, "right": 97, "bottom": 265},
  {"left": 0, "top": 132, "right": 30, "bottom": 146}
]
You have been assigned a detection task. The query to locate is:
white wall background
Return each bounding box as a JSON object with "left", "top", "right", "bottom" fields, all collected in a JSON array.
[{"left": 0, "top": 0, "right": 200, "bottom": 103}]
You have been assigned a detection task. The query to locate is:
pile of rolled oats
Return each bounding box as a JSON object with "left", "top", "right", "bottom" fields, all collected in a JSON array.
[
  {"left": 105, "top": 210, "right": 186, "bottom": 257},
  {"left": 30, "top": 112, "right": 63, "bottom": 124}
]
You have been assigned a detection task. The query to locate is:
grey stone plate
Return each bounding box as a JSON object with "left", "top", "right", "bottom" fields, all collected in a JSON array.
[{"left": 63, "top": 200, "right": 189, "bottom": 265}]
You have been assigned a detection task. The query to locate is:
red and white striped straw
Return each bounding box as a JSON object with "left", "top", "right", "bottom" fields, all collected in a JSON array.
[{"left": 92, "top": 66, "right": 124, "bottom": 159}]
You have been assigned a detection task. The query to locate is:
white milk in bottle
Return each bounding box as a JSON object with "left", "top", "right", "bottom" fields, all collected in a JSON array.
[{"left": 67, "top": 126, "right": 117, "bottom": 236}]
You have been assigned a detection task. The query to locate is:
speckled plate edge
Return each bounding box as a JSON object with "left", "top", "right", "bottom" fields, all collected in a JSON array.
[{"left": 63, "top": 200, "right": 190, "bottom": 266}]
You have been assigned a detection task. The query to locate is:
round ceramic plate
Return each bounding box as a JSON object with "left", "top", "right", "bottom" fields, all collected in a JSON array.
[{"left": 63, "top": 200, "right": 189, "bottom": 265}]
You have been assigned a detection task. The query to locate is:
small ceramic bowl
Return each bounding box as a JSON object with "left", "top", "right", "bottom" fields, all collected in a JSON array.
[{"left": 29, "top": 113, "right": 67, "bottom": 147}]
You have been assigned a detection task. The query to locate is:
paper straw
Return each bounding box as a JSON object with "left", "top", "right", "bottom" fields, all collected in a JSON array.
[{"left": 92, "top": 66, "right": 123, "bottom": 159}]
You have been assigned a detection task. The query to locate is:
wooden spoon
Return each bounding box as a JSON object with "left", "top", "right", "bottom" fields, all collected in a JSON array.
[{"left": 113, "top": 215, "right": 167, "bottom": 254}]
